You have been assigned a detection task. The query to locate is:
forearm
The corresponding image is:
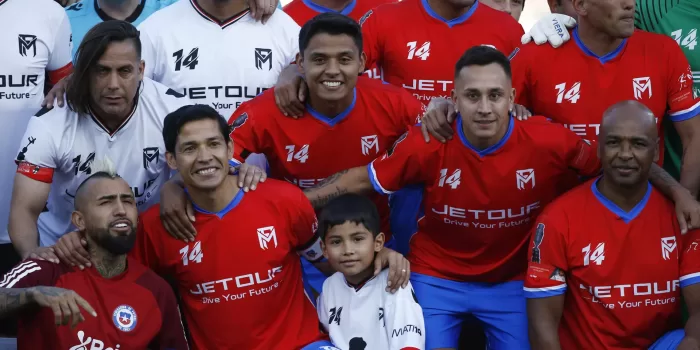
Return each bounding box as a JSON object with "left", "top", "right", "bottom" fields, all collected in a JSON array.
[
  {"left": 685, "top": 313, "right": 700, "bottom": 344},
  {"left": 680, "top": 145, "right": 700, "bottom": 197},
  {"left": 8, "top": 210, "right": 41, "bottom": 258},
  {"left": 312, "top": 261, "right": 335, "bottom": 276},
  {"left": 0, "top": 288, "right": 33, "bottom": 318},
  {"left": 303, "top": 167, "right": 373, "bottom": 210},
  {"left": 529, "top": 325, "right": 562, "bottom": 350},
  {"left": 166, "top": 172, "right": 184, "bottom": 188},
  {"left": 649, "top": 163, "right": 691, "bottom": 201}
]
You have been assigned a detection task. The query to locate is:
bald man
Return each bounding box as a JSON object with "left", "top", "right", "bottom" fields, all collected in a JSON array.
[
  {"left": 523, "top": 100, "right": 700, "bottom": 349},
  {"left": 0, "top": 168, "right": 187, "bottom": 349}
]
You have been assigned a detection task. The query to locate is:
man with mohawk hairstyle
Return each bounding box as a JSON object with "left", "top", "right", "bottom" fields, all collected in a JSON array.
[{"left": 0, "top": 157, "right": 188, "bottom": 350}]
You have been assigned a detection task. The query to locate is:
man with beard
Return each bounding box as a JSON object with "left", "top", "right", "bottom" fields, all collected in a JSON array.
[{"left": 0, "top": 161, "right": 188, "bottom": 350}]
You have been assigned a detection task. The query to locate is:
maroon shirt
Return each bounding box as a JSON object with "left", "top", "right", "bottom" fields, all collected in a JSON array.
[{"left": 1, "top": 257, "right": 188, "bottom": 350}]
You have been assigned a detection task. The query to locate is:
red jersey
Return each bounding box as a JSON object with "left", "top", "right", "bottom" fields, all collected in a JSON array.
[
  {"left": 523, "top": 179, "right": 700, "bottom": 349},
  {"left": 367, "top": 116, "right": 600, "bottom": 282},
  {"left": 3, "top": 258, "right": 187, "bottom": 350},
  {"left": 512, "top": 28, "right": 700, "bottom": 162},
  {"left": 228, "top": 77, "right": 424, "bottom": 241},
  {"left": 282, "top": 0, "right": 396, "bottom": 80},
  {"left": 132, "top": 180, "right": 325, "bottom": 350},
  {"left": 360, "top": 0, "right": 523, "bottom": 104}
]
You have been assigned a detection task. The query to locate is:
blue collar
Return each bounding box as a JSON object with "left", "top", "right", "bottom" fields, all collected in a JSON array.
[
  {"left": 420, "top": 0, "right": 478, "bottom": 28},
  {"left": 191, "top": 189, "right": 245, "bottom": 219},
  {"left": 573, "top": 27, "right": 627, "bottom": 64},
  {"left": 307, "top": 88, "right": 357, "bottom": 127},
  {"left": 301, "top": 0, "right": 357, "bottom": 15},
  {"left": 456, "top": 113, "right": 514, "bottom": 157},
  {"left": 591, "top": 177, "right": 651, "bottom": 224}
]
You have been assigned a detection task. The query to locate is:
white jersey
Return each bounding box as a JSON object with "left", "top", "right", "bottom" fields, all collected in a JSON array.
[
  {"left": 318, "top": 270, "right": 426, "bottom": 350},
  {"left": 137, "top": 0, "right": 300, "bottom": 117},
  {"left": 14, "top": 78, "right": 187, "bottom": 246},
  {"left": 0, "top": 0, "right": 73, "bottom": 244}
]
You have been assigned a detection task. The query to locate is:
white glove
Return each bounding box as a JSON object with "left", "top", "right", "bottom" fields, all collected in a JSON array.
[{"left": 521, "top": 14, "right": 577, "bottom": 48}]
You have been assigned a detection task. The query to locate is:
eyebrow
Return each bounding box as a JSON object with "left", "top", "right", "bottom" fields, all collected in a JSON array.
[
  {"left": 96, "top": 193, "right": 134, "bottom": 201},
  {"left": 179, "top": 137, "right": 223, "bottom": 147}
]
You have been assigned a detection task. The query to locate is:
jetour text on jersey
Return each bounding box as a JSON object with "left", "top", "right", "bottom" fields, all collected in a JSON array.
[
  {"left": 190, "top": 266, "right": 283, "bottom": 304},
  {"left": 433, "top": 202, "right": 540, "bottom": 229}
]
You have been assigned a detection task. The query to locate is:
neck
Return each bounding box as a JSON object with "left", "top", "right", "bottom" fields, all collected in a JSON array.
[
  {"left": 97, "top": 0, "right": 141, "bottom": 20},
  {"left": 196, "top": 0, "right": 248, "bottom": 21},
  {"left": 308, "top": 0, "right": 353, "bottom": 11},
  {"left": 461, "top": 117, "right": 509, "bottom": 151},
  {"left": 88, "top": 244, "right": 127, "bottom": 279},
  {"left": 426, "top": 0, "right": 472, "bottom": 21},
  {"left": 308, "top": 91, "right": 354, "bottom": 118},
  {"left": 345, "top": 265, "right": 373, "bottom": 286},
  {"left": 90, "top": 102, "right": 134, "bottom": 133},
  {"left": 187, "top": 175, "right": 239, "bottom": 213},
  {"left": 576, "top": 22, "right": 624, "bottom": 57},
  {"left": 596, "top": 176, "right": 648, "bottom": 212}
]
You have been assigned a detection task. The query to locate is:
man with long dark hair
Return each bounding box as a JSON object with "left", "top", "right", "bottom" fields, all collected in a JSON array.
[{"left": 8, "top": 20, "right": 188, "bottom": 265}]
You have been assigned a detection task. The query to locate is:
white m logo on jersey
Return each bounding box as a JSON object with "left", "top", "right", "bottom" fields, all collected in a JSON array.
[
  {"left": 661, "top": 236, "right": 677, "bottom": 260},
  {"left": 633, "top": 77, "right": 652, "bottom": 99},
  {"left": 361, "top": 135, "right": 379, "bottom": 155},
  {"left": 516, "top": 169, "right": 535, "bottom": 190},
  {"left": 257, "top": 226, "right": 277, "bottom": 250}
]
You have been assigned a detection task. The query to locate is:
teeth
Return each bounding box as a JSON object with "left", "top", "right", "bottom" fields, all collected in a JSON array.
[
  {"left": 114, "top": 223, "right": 127, "bottom": 228},
  {"left": 323, "top": 81, "right": 341, "bottom": 87},
  {"left": 196, "top": 168, "right": 216, "bottom": 175}
]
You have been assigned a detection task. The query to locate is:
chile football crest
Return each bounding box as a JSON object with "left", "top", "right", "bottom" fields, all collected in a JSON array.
[{"left": 112, "top": 305, "right": 138, "bottom": 332}]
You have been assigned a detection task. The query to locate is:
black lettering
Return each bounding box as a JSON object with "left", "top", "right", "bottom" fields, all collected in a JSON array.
[{"left": 189, "top": 87, "right": 206, "bottom": 99}]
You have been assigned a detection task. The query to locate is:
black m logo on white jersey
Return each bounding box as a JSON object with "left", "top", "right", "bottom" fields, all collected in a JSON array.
[
  {"left": 18, "top": 34, "right": 37, "bottom": 57},
  {"left": 143, "top": 147, "right": 159, "bottom": 169},
  {"left": 255, "top": 48, "right": 272, "bottom": 70}
]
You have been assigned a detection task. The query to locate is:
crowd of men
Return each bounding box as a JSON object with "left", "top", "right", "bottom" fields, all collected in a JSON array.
[{"left": 1, "top": 0, "right": 700, "bottom": 348}]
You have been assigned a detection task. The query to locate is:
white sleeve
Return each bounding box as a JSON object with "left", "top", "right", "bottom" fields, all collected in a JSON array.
[
  {"left": 15, "top": 114, "right": 60, "bottom": 170},
  {"left": 282, "top": 16, "right": 300, "bottom": 64},
  {"left": 317, "top": 291, "right": 330, "bottom": 332},
  {"left": 138, "top": 27, "right": 160, "bottom": 81},
  {"left": 385, "top": 282, "right": 425, "bottom": 350},
  {"left": 47, "top": 11, "right": 73, "bottom": 71}
]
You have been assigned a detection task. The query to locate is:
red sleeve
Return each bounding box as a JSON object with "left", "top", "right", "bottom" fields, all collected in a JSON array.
[
  {"left": 47, "top": 63, "right": 72, "bottom": 85},
  {"left": 368, "top": 126, "right": 432, "bottom": 194},
  {"left": 152, "top": 283, "right": 188, "bottom": 350},
  {"left": 130, "top": 219, "right": 164, "bottom": 274},
  {"left": 227, "top": 101, "right": 267, "bottom": 164},
  {"left": 560, "top": 128, "right": 601, "bottom": 176},
  {"left": 359, "top": 9, "right": 381, "bottom": 70},
  {"left": 393, "top": 88, "right": 425, "bottom": 128},
  {"left": 523, "top": 210, "right": 570, "bottom": 299},
  {"left": 664, "top": 38, "right": 700, "bottom": 122},
  {"left": 680, "top": 229, "right": 700, "bottom": 288},
  {"left": 292, "top": 190, "right": 323, "bottom": 262},
  {"left": 510, "top": 45, "right": 533, "bottom": 108},
  {"left": 0, "top": 259, "right": 60, "bottom": 289}
]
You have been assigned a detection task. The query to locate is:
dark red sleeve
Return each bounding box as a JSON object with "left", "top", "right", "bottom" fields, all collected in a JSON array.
[
  {"left": 135, "top": 269, "right": 189, "bottom": 350},
  {"left": 559, "top": 128, "right": 601, "bottom": 177},
  {"left": 360, "top": 8, "right": 381, "bottom": 69},
  {"left": 292, "top": 190, "right": 324, "bottom": 263},
  {"left": 130, "top": 218, "right": 164, "bottom": 274},
  {"left": 0, "top": 259, "right": 61, "bottom": 289}
]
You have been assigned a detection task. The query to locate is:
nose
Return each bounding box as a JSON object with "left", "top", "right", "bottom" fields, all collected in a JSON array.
[
  {"left": 617, "top": 141, "right": 634, "bottom": 160},
  {"left": 324, "top": 58, "right": 341, "bottom": 76},
  {"left": 502, "top": 1, "right": 512, "bottom": 14},
  {"left": 196, "top": 145, "right": 215, "bottom": 163},
  {"left": 476, "top": 96, "right": 493, "bottom": 116},
  {"left": 106, "top": 71, "right": 120, "bottom": 90},
  {"left": 113, "top": 199, "right": 127, "bottom": 217},
  {"left": 621, "top": 0, "right": 634, "bottom": 10}
]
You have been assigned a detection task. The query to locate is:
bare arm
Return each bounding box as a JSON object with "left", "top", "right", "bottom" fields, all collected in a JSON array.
[
  {"left": 682, "top": 284, "right": 700, "bottom": 347},
  {"left": 527, "top": 295, "right": 565, "bottom": 350},
  {"left": 303, "top": 167, "right": 373, "bottom": 210},
  {"left": 674, "top": 117, "right": 700, "bottom": 197},
  {"left": 8, "top": 174, "right": 51, "bottom": 259},
  {"left": 650, "top": 163, "right": 692, "bottom": 200},
  {"left": 0, "top": 288, "right": 31, "bottom": 318}
]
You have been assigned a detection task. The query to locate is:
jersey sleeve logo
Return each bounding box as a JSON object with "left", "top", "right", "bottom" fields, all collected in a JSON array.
[
  {"left": 531, "top": 223, "right": 545, "bottom": 263},
  {"left": 112, "top": 305, "right": 138, "bottom": 332},
  {"left": 358, "top": 9, "right": 373, "bottom": 26},
  {"left": 516, "top": 168, "right": 535, "bottom": 190},
  {"left": 361, "top": 135, "right": 379, "bottom": 155},
  {"left": 633, "top": 77, "right": 652, "bottom": 100},
  {"left": 229, "top": 112, "right": 249, "bottom": 133},
  {"left": 257, "top": 226, "right": 278, "bottom": 250},
  {"left": 661, "top": 236, "right": 677, "bottom": 260},
  {"left": 386, "top": 132, "right": 408, "bottom": 158},
  {"left": 16, "top": 136, "right": 36, "bottom": 162}
]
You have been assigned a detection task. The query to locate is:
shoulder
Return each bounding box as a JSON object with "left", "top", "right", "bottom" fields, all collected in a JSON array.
[
  {"left": 473, "top": 3, "right": 522, "bottom": 32},
  {"left": 65, "top": 0, "right": 93, "bottom": 19},
  {"left": 541, "top": 179, "right": 595, "bottom": 218},
  {"left": 322, "top": 272, "right": 345, "bottom": 295},
  {"left": 138, "top": 0, "right": 184, "bottom": 29},
  {"left": 143, "top": 0, "right": 179, "bottom": 11},
  {"left": 129, "top": 258, "right": 175, "bottom": 298},
  {"left": 282, "top": 0, "right": 304, "bottom": 12},
  {"left": 252, "top": 178, "right": 306, "bottom": 200},
  {"left": 357, "top": 77, "right": 410, "bottom": 98},
  {"left": 630, "top": 29, "right": 680, "bottom": 49},
  {"left": 243, "top": 88, "right": 278, "bottom": 111},
  {"left": 140, "top": 204, "right": 163, "bottom": 226},
  {"left": 140, "top": 78, "right": 188, "bottom": 110},
  {"left": 3, "top": 259, "right": 73, "bottom": 287},
  {"left": 29, "top": 0, "right": 70, "bottom": 19},
  {"left": 234, "top": 90, "right": 280, "bottom": 122},
  {"left": 360, "top": 1, "right": 404, "bottom": 25},
  {"left": 29, "top": 105, "right": 74, "bottom": 131},
  {"left": 256, "top": 10, "right": 300, "bottom": 33}
]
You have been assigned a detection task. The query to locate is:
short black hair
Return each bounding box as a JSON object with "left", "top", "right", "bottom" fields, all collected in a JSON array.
[
  {"left": 162, "top": 104, "right": 230, "bottom": 153},
  {"left": 299, "top": 13, "right": 363, "bottom": 55},
  {"left": 454, "top": 45, "right": 512, "bottom": 80},
  {"left": 317, "top": 194, "right": 380, "bottom": 240},
  {"left": 66, "top": 20, "right": 142, "bottom": 116}
]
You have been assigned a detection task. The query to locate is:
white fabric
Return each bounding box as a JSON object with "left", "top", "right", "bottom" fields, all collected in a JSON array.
[{"left": 521, "top": 14, "right": 577, "bottom": 48}]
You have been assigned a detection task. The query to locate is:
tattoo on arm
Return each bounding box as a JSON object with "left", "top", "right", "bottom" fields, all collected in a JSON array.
[
  {"left": 311, "top": 169, "right": 349, "bottom": 189},
  {"left": 0, "top": 289, "right": 29, "bottom": 316},
  {"left": 304, "top": 169, "right": 351, "bottom": 210},
  {"left": 306, "top": 187, "right": 349, "bottom": 210},
  {"left": 650, "top": 164, "right": 687, "bottom": 197}
]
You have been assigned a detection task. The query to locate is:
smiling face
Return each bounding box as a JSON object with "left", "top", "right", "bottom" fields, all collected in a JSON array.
[
  {"left": 298, "top": 32, "right": 366, "bottom": 103},
  {"left": 166, "top": 118, "right": 233, "bottom": 192}
]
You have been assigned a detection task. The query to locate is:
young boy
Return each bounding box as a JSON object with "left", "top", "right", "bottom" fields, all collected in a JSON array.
[{"left": 317, "top": 194, "right": 425, "bottom": 350}]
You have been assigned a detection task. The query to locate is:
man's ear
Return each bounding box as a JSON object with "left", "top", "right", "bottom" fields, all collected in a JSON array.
[
  {"left": 71, "top": 211, "right": 86, "bottom": 232},
  {"left": 166, "top": 152, "right": 178, "bottom": 170}
]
